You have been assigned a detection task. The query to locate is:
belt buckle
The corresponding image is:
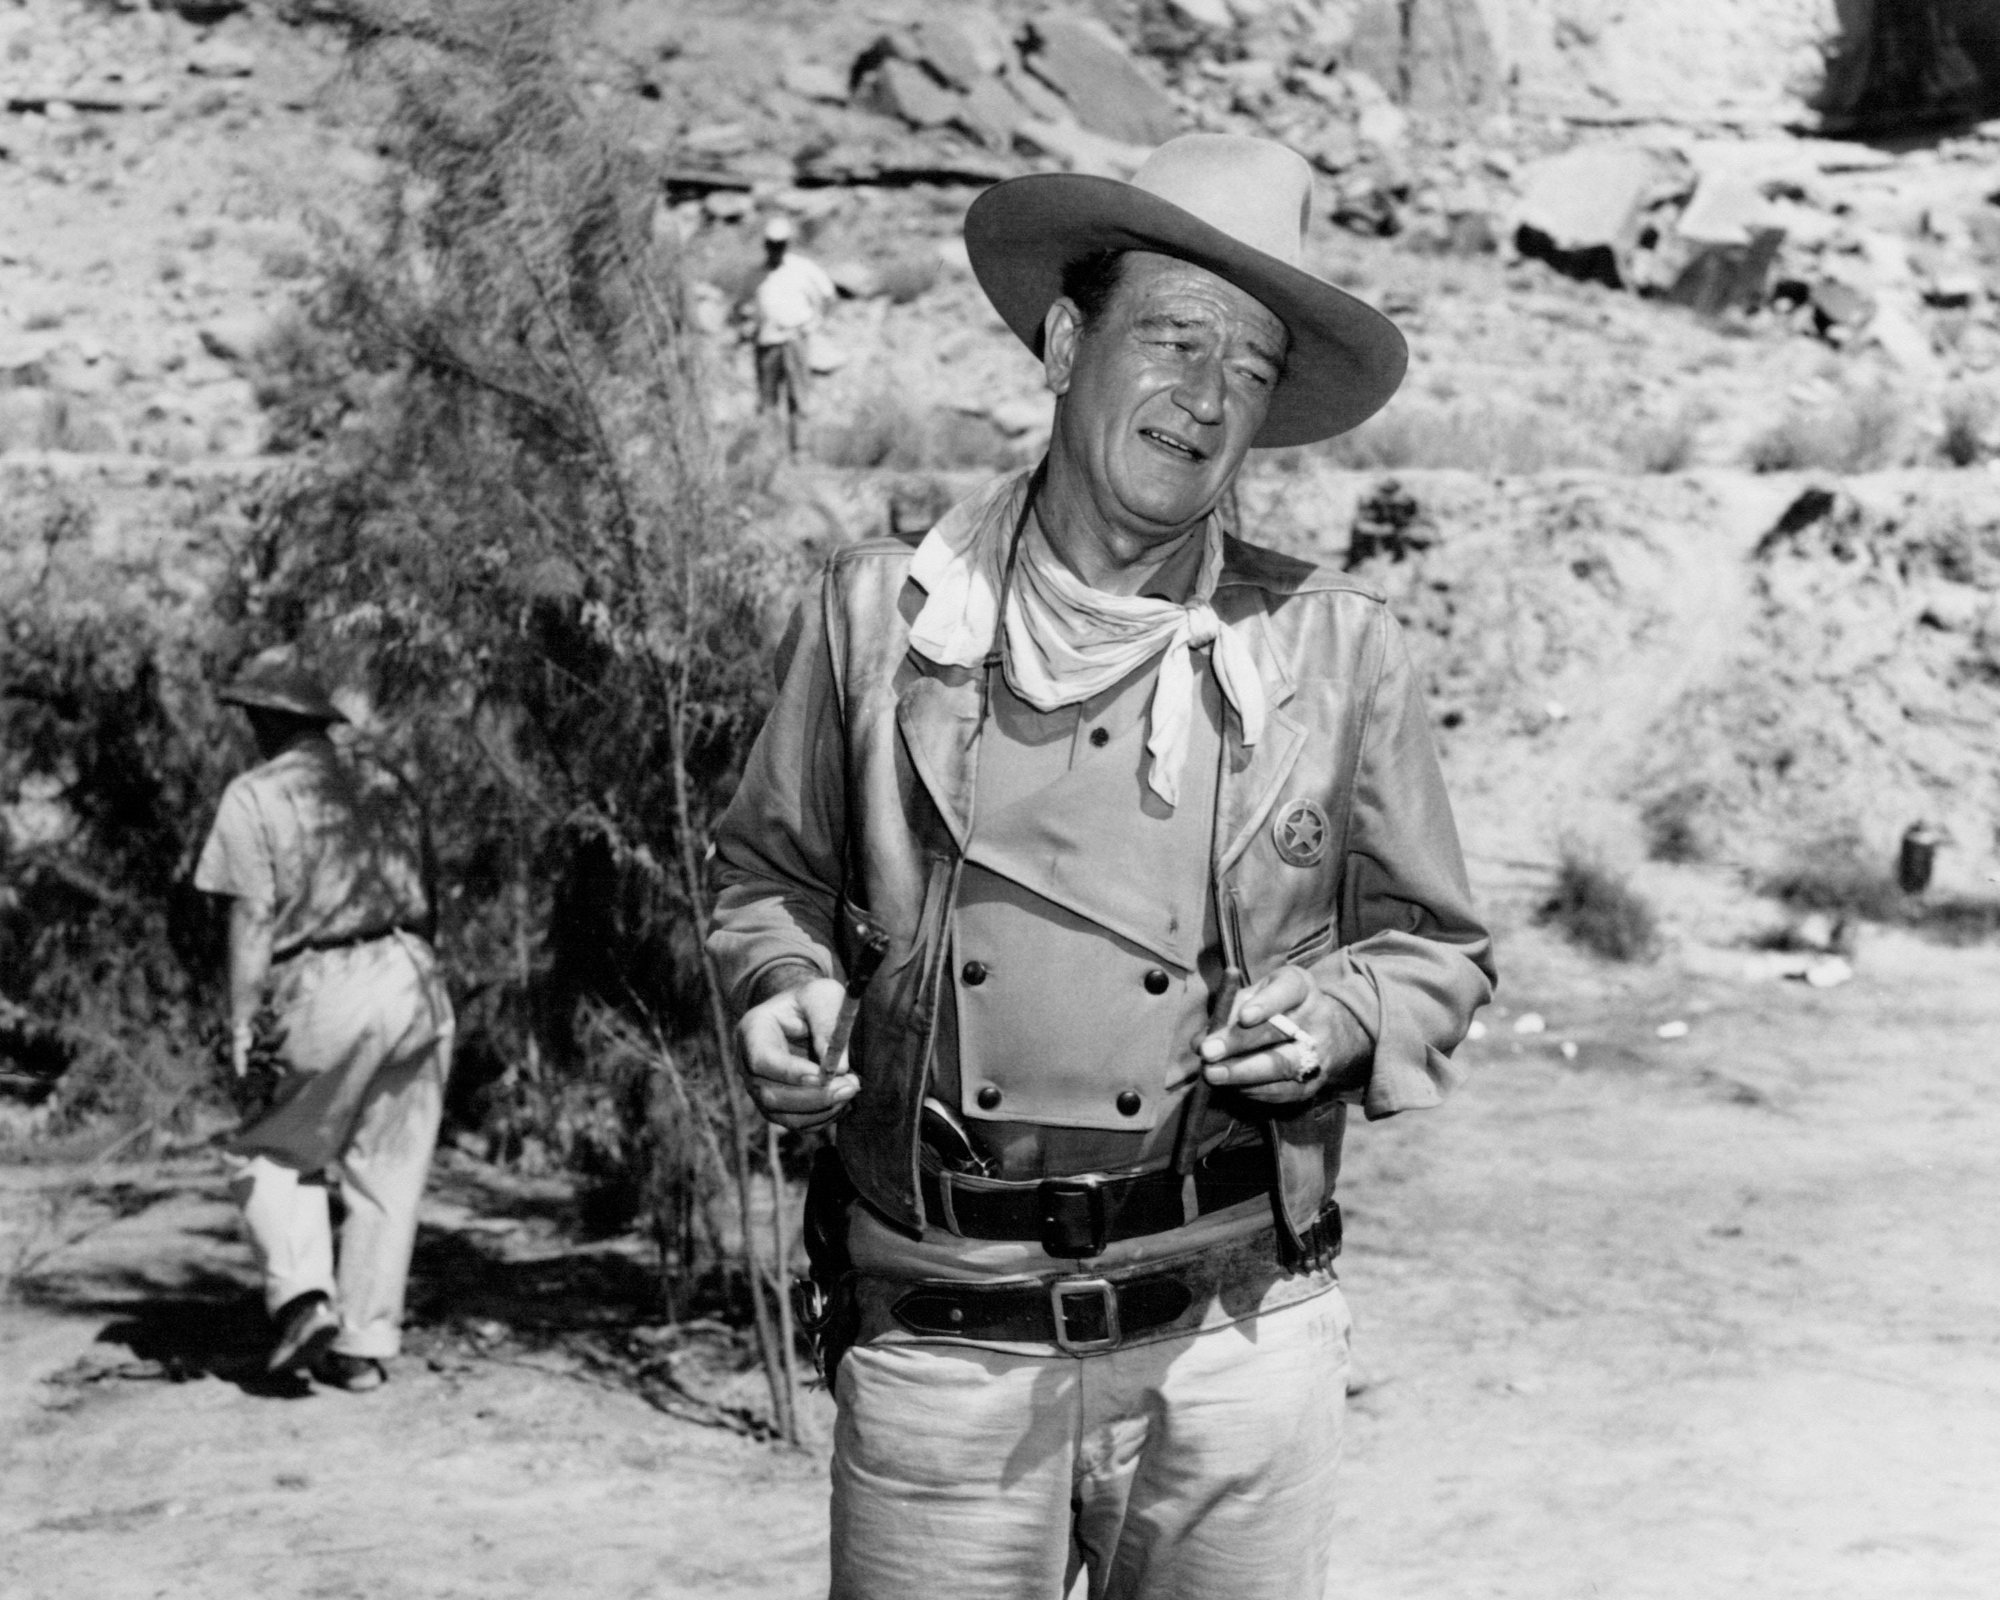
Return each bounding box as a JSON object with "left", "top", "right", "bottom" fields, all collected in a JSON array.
[
  {"left": 1050, "top": 1276, "right": 1120, "bottom": 1353},
  {"left": 1037, "top": 1176, "right": 1109, "bottom": 1258}
]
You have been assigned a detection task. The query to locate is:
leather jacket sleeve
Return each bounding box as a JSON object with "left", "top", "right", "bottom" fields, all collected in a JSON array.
[
  {"left": 709, "top": 580, "right": 847, "bottom": 1015},
  {"left": 1308, "top": 608, "right": 1495, "bottom": 1119}
]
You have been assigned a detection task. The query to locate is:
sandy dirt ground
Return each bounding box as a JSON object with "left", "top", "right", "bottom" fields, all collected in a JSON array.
[{"left": 4, "top": 920, "right": 1997, "bottom": 1600}]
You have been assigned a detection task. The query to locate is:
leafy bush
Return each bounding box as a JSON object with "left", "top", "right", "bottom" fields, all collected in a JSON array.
[
  {"left": 1, "top": 541, "right": 236, "bottom": 1139},
  {"left": 227, "top": 0, "right": 811, "bottom": 1431},
  {"left": 7, "top": 0, "right": 811, "bottom": 1427},
  {"left": 1537, "top": 848, "right": 1661, "bottom": 962}
]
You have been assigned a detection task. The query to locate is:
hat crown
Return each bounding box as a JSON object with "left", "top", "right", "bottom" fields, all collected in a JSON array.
[
  {"left": 219, "top": 647, "right": 343, "bottom": 722},
  {"left": 1129, "top": 134, "right": 1312, "bottom": 273}
]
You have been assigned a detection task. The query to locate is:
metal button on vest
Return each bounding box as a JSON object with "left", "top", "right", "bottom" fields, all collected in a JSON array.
[
  {"left": 1088, "top": 726, "right": 1109, "bottom": 748},
  {"left": 1143, "top": 967, "right": 1170, "bottom": 995},
  {"left": 962, "top": 960, "right": 988, "bottom": 986},
  {"left": 976, "top": 1085, "right": 1002, "bottom": 1111},
  {"left": 1116, "top": 1090, "right": 1142, "bottom": 1117}
]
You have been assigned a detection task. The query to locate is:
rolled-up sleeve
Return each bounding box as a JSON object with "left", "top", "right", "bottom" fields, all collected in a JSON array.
[
  {"left": 708, "top": 575, "right": 849, "bottom": 1016},
  {"left": 1314, "top": 608, "right": 1495, "bottom": 1118},
  {"left": 193, "top": 781, "right": 274, "bottom": 915}
]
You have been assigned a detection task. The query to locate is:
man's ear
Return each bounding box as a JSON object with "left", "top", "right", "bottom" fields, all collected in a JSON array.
[{"left": 1042, "top": 298, "right": 1082, "bottom": 397}]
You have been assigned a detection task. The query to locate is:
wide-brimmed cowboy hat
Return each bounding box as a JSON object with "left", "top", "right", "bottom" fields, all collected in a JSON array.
[
  {"left": 217, "top": 648, "right": 345, "bottom": 723},
  {"left": 964, "top": 133, "right": 1407, "bottom": 447}
]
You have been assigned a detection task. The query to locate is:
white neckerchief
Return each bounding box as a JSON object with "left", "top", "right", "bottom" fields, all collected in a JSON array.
[{"left": 908, "top": 474, "right": 1265, "bottom": 807}]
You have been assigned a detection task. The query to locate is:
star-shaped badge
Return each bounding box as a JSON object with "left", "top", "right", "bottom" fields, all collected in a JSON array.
[{"left": 1272, "top": 799, "right": 1331, "bottom": 868}]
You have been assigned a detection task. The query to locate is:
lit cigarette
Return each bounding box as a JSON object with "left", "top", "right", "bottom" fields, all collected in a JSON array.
[{"left": 1267, "top": 1013, "right": 1307, "bottom": 1043}]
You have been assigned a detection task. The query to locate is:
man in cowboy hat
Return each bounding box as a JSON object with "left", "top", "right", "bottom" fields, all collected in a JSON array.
[
  {"left": 710, "top": 134, "right": 1493, "bottom": 1596},
  {"left": 195, "top": 648, "right": 453, "bottom": 1392}
]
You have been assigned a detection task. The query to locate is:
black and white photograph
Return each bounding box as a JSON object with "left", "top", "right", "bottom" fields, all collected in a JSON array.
[{"left": 3, "top": 2, "right": 1996, "bottom": 1596}]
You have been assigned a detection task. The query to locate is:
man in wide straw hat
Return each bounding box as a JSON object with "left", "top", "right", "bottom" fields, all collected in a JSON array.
[
  {"left": 196, "top": 648, "right": 453, "bottom": 1392},
  {"left": 711, "top": 134, "right": 1494, "bottom": 1596}
]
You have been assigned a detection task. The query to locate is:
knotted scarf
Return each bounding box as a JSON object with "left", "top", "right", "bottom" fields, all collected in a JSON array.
[{"left": 909, "top": 474, "right": 1265, "bottom": 807}]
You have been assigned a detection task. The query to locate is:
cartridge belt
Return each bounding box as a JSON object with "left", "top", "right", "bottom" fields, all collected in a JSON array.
[{"left": 880, "top": 1230, "right": 1326, "bottom": 1355}]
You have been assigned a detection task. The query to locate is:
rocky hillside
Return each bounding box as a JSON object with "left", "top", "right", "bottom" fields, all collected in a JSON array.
[{"left": 5, "top": 0, "right": 1999, "bottom": 928}]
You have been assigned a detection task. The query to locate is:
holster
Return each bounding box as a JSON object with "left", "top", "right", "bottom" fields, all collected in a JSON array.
[
  {"left": 791, "top": 1143, "right": 862, "bottom": 1393},
  {"left": 1263, "top": 1111, "right": 1344, "bottom": 1274}
]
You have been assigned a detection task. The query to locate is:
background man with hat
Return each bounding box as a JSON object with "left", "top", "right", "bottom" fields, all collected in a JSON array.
[
  {"left": 710, "top": 133, "right": 1494, "bottom": 1597},
  {"left": 196, "top": 648, "right": 453, "bottom": 1392},
  {"left": 743, "top": 213, "right": 836, "bottom": 453}
]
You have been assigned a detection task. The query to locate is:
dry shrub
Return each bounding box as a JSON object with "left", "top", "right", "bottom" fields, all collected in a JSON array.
[
  {"left": 1640, "top": 785, "right": 1711, "bottom": 864},
  {"left": 1746, "top": 388, "right": 1903, "bottom": 473},
  {"left": 1537, "top": 847, "right": 1661, "bottom": 962},
  {"left": 1760, "top": 834, "right": 1905, "bottom": 922},
  {"left": 1937, "top": 385, "right": 1997, "bottom": 467},
  {"left": 1760, "top": 834, "right": 2000, "bottom": 944},
  {"left": 1320, "top": 399, "right": 1602, "bottom": 474},
  {"left": 1618, "top": 404, "right": 1702, "bottom": 473},
  {"left": 815, "top": 387, "right": 1015, "bottom": 471}
]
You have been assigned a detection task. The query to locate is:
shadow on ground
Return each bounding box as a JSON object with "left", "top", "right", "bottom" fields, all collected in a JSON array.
[{"left": 17, "top": 1213, "right": 675, "bottom": 1398}]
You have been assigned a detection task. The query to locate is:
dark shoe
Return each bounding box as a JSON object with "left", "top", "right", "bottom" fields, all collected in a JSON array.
[
  {"left": 313, "top": 1352, "right": 387, "bottom": 1392},
  {"left": 267, "top": 1292, "right": 340, "bottom": 1374}
]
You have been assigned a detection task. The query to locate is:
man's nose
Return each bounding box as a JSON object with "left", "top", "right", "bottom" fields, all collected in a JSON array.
[{"left": 1171, "top": 355, "right": 1226, "bottom": 426}]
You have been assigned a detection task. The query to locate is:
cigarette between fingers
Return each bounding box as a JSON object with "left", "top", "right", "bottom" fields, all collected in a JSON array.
[{"left": 1266, "top": 1012, "right": 1323, "bottom": 1083}]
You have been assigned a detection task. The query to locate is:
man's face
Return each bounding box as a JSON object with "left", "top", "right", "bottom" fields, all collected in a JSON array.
[{"left": 1045, "top": 251, "right": 1288, "bottom": 545}]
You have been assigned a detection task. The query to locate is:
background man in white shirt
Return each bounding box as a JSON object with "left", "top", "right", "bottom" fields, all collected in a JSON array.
[{"left": 745, "top": 214, "right": 835, "bottom": 453}]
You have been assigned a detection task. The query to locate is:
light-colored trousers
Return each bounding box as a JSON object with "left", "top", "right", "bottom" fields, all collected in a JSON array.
[
  {"left": 830, "top": 1285, "right": 1352, "bottom": 1600},
  {"left": 224, "top": 932, "right": 453, "bottom": 1360}
]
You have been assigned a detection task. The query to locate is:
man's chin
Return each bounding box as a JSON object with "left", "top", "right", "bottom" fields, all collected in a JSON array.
[{"left": 1101, "top": 468, "right": 1221, "bottom": 532}]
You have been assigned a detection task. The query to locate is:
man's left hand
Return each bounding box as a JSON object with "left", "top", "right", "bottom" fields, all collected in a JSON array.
[{"left": 1196, "top": 965, "right": 1368, "bottom": 1106}]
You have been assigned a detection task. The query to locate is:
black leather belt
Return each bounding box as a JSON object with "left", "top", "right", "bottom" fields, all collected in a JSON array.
[
  {"left": 275, "top": 927, "right": 411, "bottom": 963},
  {"left": 894, "top": 1270, "right": 1196, "bottom": 1352},
  {"left": 920, "top": 1140, "right": 1270, "bottom": 1258}
]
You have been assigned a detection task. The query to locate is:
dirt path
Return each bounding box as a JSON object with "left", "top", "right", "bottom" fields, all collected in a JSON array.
[{"left": 4, "top": 922, "right": 1997, "bottom": 1599}]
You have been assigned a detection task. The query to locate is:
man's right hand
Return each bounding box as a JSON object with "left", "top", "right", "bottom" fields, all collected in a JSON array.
[{"left": 736, "top": 977, "right": 856, "bottom": 1131}]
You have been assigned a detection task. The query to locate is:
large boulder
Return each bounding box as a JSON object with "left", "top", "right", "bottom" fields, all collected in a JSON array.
[
  {"left": 1015, "top": 118, "right": 1151, "bottom": 178},
  {"left": 1513, "top": 144, "right": 1664, "bottom": 289},
  {"left": 908, "top": 16, "right": 987, "bottom": 89},
  {"left": 869, "top": 57, "right": 961, "bottom": 129},
  {"left": 1021, "top": 16, "right": 1180, "bottom": 146}
]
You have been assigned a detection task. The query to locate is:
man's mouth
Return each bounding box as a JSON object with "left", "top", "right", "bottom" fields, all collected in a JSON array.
[{"left": 1139, "top": 427, "right": 1207, "bottom": 463}]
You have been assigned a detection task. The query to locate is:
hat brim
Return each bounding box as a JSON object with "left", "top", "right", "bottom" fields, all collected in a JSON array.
[
  {"left": 218, "top": 684, "right": 345, "bottom": 722},
  {"left": 965, "top": 174, "right": 1407, "bottom": 448}
]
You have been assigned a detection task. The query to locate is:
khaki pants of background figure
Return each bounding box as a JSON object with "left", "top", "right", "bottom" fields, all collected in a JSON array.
[
  {"left": 830, "top": 1284, "right": 1352, "bottom": 1600},
  {"left": 225, "top": 932, "right": 453, "bottom": 1361},
  {"left": 755, "top": 337, "right": 811, "bottom": 451}
]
